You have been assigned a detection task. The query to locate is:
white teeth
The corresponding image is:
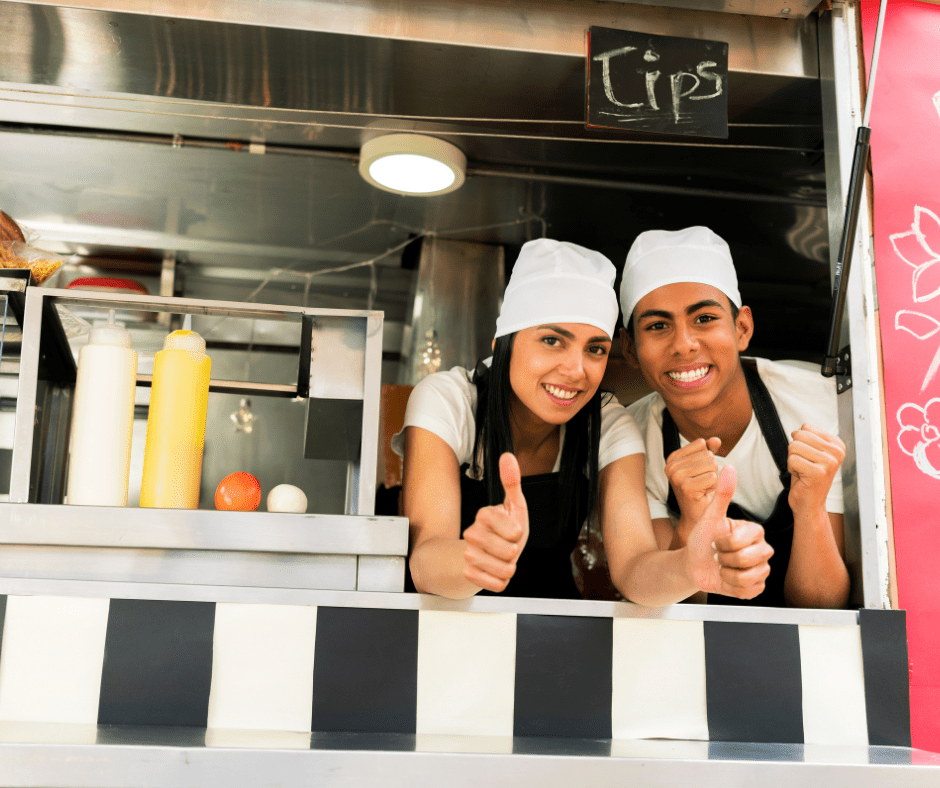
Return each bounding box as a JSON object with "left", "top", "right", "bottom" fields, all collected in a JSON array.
[
  {"left": 545, "top": 384, "right": 577, "bottom": 400},
  {"left": 668, "top": 366, "right": 710, "bottom": 382}
]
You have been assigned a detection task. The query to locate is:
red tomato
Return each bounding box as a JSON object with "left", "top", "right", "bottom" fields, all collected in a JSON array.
[{"left": 215, "top": 472, "right": 262, "bottom": 511}]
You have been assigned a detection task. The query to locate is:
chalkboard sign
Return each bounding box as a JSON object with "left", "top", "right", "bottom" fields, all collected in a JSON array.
[{"left": 586, "top": 26, "right": 729, "bottom": 139}]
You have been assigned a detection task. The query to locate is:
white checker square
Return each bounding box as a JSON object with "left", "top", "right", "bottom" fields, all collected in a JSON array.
[
  {"left": 0, "top": 595, "right": 110, "bottom": 724},
  {"left": 416, "top": 610, "right": 516, "bottom": 737},
  {"left": 415, "top": 733, "right": 514, "bottom": 754},
  {"left": 799, "top": 624, "right": 869, "bottom": 746},
  {"left": 611, "top": 738, "right": 710, "bottom": 760},
  {"left": 612, "top": 618, "right": 709, "bottom": 741},
  {"left": 208, "top": 603, "right": 317, "bottom": 732},
  {"left": 205, "top": 729, "right": 312, "bottom": 750}
]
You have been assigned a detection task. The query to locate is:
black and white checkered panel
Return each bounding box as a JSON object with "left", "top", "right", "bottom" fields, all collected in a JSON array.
[{"left": 0, "top": 594, "right": 909, "bottom": 748}]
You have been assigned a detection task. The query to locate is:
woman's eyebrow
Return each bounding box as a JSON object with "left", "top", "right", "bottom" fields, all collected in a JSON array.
[
  {"left": 537, "top": 324, "right": 575, "bottom": 338},
  {"left": 537, "top": 324, "right": 610, "bottom": 344}
]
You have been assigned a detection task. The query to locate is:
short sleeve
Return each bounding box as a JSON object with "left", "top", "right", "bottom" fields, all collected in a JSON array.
[
  {"left": 597, "top": 395, "right": 645, "bottom": 470},
  {"left": 390, "top": 367, "right": 477, "bottom": 466},
  {"left": 624, "top": 394, "right": 673, "bottom": 521}
]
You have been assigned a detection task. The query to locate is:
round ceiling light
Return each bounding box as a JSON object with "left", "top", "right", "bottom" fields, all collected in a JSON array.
[{"left": 359, "top": 134, "right": 466, "bottom": 196}]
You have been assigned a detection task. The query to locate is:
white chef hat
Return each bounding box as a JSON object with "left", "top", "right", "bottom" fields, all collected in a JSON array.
[
  {"left": 619, "top": 226, "right": 741, "bottom": 322},
  {"left": 494, "top": 238, "right": 618, "bottom": 339}
]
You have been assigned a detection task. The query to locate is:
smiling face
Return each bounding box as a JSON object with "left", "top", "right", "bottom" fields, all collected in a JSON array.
[
  {"left": 623, "top": 282, "right": 753, "bottom": 417},
  {"left": 506, "top": 323, "right": 611, "bottom": 429}
]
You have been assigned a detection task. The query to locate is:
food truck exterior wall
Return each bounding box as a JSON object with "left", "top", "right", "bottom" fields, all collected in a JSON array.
[
  {"left": 0, "top": 0, "right": 934, "bottom": 774},
  {"left": 858, "top": 0, "right": 940, "bottom": 754}
]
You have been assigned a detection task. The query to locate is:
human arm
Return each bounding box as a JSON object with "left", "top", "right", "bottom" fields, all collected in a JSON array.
[
  {"left": 784, "top": 424, "right": 850, "bottom": 608},
  {"left": 602, "top": 456, "right": 774, "bottom": 607},
  {"left": 663, "top": 436, "right": 722, "bottom": 548},
  {"left": 401, "top": 426, "right": 528, "bottom": 599}
]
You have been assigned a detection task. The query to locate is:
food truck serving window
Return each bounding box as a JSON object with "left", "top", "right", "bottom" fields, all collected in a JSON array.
[{"left": 0, "top": 5, "right": 889, "bottom": 611}]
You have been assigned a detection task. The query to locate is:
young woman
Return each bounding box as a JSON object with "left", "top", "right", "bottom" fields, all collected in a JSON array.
[{"left": 392, "top": 238, "right": 650, "bottom": 600}]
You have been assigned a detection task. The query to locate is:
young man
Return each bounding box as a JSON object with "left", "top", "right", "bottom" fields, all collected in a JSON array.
[{"left": 614, "top": 226, "right": 850, "bottom": 608}]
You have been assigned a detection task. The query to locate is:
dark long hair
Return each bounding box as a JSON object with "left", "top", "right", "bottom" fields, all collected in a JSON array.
[{"left": 469, "top": 333, "right": 605, "bottom": 531}]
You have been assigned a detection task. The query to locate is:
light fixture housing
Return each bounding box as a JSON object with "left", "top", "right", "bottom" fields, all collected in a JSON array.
[{"left": 359, "top": 134, "right": 466, "bottom": 196}]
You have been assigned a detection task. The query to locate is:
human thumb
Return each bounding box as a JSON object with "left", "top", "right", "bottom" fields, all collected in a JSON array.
[
  {"left": 499, "top": 452, "right": 528, "bottom": 523},
  {"left": 705, "top": 436, "right": 722, "bottom": 454},
  {"left": 703, "top": 464, "right": 737, "bottom": 522}
]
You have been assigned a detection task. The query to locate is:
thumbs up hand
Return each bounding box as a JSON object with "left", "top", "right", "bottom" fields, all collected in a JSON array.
[
  {"left": 685, "top": 465, "right": 774, "bottom": 600},
  {"left": 462, "top": 453, "right": 530, "bottom": 593}
]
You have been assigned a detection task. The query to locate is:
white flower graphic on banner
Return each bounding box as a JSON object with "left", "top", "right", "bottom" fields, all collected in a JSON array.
[
  {"left": 892, "top": 205, "right": 940, "bottom": 391},
  {"left": 890, "top": 204, "right": 940, "bottom": 303},
  {"left": 897, "top": 399, "right": 940, "bottom": 480}
]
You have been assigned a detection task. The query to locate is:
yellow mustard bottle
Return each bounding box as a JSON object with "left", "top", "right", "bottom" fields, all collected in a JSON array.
[{"left": 140, "top": 329, "right": 211, "bottom": 509}]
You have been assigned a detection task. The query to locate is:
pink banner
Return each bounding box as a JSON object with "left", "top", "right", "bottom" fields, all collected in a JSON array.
[{"left": 861, "top": 0, "right": 940, "bottom": 752}]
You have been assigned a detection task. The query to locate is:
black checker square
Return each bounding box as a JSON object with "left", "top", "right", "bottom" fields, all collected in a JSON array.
[
  {"left": 703, "top": 620, "right": 804, "bottom": 744},
  {"left": 513, "top": 614, "right": 612, "bottom": 739},
  {"left": 311, "top": 606, "right": 419, "bottom": 734},
  {"left": 859, "top": 608, "right": 912, "bottom": 747},
  {"left": 98, "top": 599, "right": 216, "bottom": 727}
]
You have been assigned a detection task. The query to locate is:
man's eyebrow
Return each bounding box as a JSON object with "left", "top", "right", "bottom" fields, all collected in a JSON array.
[
  {"left": 636, "top": 309, "right": 673, "bottom": 322},
  {"left": 686, "top": 299, "right": 726, "bottom": 315}
]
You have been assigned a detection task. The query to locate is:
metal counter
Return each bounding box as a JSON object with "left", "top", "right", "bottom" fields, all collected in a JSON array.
[
  {"left": 0, "top": 724, "right": 937, "bottom": 788},
  {"left": 0, "top": 505, "right": 407, "bottom": 592}
]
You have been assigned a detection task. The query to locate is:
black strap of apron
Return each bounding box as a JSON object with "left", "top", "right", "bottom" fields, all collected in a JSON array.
[{"left": 663, "top": 362, "right": 791, "bottom": 516}]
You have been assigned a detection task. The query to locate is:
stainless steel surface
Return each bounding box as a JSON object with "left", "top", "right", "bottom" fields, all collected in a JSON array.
[
  {"left": 469, "top": 165, "right": 828, "bottom": 207},
  {"left": 357, "top": 311, "right": 383, "bottom": 515},
  {"left": 308, "top": 317, "right": 367, "bottom": 400},
  {"left": 0, "top": 2, "right": 819, "bottom": 81},
  {"left": 135, "top": 374, "right": 299, "bottom": 398},
  {"left": 0, "top": 578, "right": 861, "bottom": 626},
  {"left": 0, "top": 277, "right": 27, "bottom": 292},
  {"left": 0, "top": 730, "right": 938, "bottom": 788},
  {"left": 401, "top": 238, "right": 504, "bottom": 383},
  {"left": 0, "top": 503, "right": 407, "bottom": 555},
  {"left": 3, "top": 0, "right": 828, "bottom": 36},
  {"left": 0, "top": 545, "right": 362, "bottom": 591},
  {"left": 820, "top": 6, "right": 890, "bottom": 610},
  {"left": 196, "top": 351, "right": 348, "bottom": 515},
  {"left": 357, "top": 555, "right": 407, "bottom": 592},
  {"left": 8, "top": 288, "right": 385, "bottom": 517},
  {"left": 9, "top": 287, "right": 42, "bottom": 503},
  {"left": 0, "top": 0, "right": 832, "bottom": 361}
]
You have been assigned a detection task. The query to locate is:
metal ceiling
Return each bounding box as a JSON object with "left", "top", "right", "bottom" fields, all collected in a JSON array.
[{"left": 0, "top": 0, "right": 834, "bottom": 358}]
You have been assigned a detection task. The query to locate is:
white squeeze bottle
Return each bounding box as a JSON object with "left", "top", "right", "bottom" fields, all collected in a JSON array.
[{"left": 66, "top": 321, "right": 138, "bottom": 506}]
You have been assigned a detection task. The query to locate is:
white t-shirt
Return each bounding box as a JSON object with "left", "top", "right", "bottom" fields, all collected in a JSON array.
[
  {"left": 391, "top": 364, "right": 644, "bottom": 474},
  {"left": 625, "top": 357, "right": 845, "bottom": 522}
]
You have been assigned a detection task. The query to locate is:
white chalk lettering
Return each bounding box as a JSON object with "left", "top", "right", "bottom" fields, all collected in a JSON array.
[
  {"left": 690, "top": 61, "right": 723, "bottom": 101},
  {"left": 670, "top": 72, "right": 701, "bottom": 122},
  {"left": 645, "top": 70, "right": 661, "bottom": 110},
  {"left": 592, "top": 46, "right": 645, "bottom": 108},
  {"left": 594, "top": 45, "right": 722, "bottom": 123}
]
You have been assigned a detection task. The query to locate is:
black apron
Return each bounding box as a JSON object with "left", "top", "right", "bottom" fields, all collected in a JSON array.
[
  {"left": 662, "top": 363, "right": 793, "bottom": 607},
  {"left": 457, "top": 466, "right": 589, "bottom": 599}
]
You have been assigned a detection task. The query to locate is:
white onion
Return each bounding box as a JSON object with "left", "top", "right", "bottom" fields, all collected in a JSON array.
[{"left": 266, "top": 484, "right": 308, "bottom": 513}]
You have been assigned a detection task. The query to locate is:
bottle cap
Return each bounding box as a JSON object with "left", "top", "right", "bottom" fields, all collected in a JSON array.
[
  {"left": 88, "top": 322, "right": 132, "bottom": 348},
  {"left": 164, "top": 329, "right": 206, "bottom": 355}
]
